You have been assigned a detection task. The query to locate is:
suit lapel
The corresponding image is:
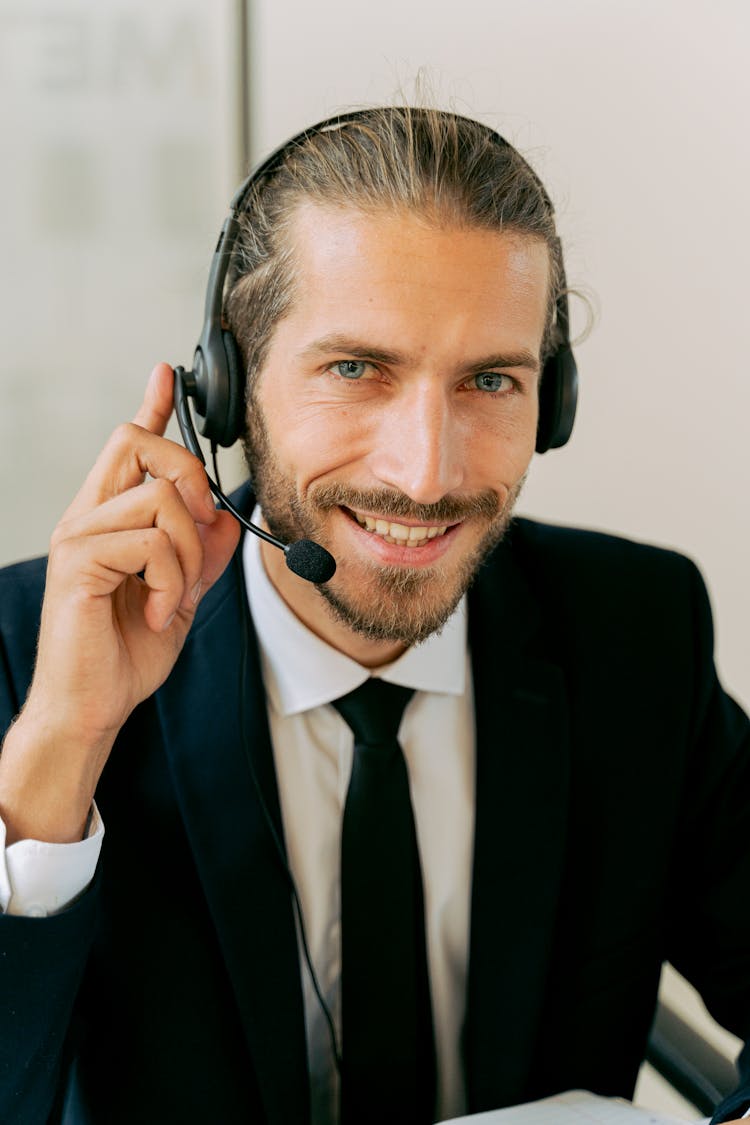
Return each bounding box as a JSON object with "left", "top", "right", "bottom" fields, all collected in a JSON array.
[
  {"left": 465, "top": 533, "right": 570, "bottom": 1111},
  {"left": 155, "top": 541, "right": 310, "bottom": 1125}
]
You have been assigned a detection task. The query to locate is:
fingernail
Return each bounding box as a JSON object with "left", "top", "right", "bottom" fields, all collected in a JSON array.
[
  {"left": 191, "top": 580, "right": 202, "bottom": 604},
  {"left": 163, "top": 612, "right": 176, "bottom": 631}
]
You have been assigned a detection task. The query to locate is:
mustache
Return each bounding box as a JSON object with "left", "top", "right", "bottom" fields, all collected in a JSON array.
[{"left": 308, "top": 484, "right": 501, "bottom": 523}]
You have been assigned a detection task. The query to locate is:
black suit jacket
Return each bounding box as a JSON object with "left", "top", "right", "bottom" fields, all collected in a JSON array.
[{"left": 1, "top": 502, "right": 749, "bottom": 1124}]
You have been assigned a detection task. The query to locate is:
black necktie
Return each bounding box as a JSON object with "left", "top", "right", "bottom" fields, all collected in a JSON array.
[{"left": 333, "top": 678, "right": 436, "bottom": 1125}]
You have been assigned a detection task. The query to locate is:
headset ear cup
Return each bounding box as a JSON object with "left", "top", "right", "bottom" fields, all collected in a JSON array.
[
  {"left": 536, "top": 355, "right": 560, "bottom": 454},
  {"left": 197, "top": 329, "right": 244, "bottom": 447},
  {"left": 536, "top": 349, "right": 578, "bottom": 453},
  {"left": 218, "top": 330, "right": 246, "bottom": 447}
]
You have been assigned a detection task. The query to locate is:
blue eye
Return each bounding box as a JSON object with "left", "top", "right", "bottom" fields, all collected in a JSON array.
[
  {"left": 334, "top": 360, "right": 368, "bottom": 379},
  {"left": 474, "top": 372, "right": 510, "bottom": 393}
]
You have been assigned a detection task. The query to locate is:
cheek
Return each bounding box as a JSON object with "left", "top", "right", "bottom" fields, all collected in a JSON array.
[
  {"left": 460, "top": 402, "right": 538, "bottom": 484},
  {"left": 267, "top": 401, "right": 375, "bottom": 488}
]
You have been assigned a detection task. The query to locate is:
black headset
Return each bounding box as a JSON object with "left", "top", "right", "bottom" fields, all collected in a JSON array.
[{"left": 174, "top": 109, "right": 578, "bottom": 582}]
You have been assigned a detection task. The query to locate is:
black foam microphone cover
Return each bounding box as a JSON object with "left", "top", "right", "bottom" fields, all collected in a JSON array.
[{"left": 285, "top": 539, "right": 337, "bottom": 584}]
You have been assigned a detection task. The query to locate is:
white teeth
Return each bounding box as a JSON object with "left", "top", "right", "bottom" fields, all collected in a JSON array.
[{"left": 353, "top": 512, "right": 448, "bottom": 544}]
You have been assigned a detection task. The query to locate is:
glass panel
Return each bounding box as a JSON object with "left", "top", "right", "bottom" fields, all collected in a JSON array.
[{"left": 0, "top": 1, "right": 244, "bottom": 563}]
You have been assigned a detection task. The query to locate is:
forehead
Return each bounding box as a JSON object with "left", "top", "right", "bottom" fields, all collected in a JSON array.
[{"left": 279, "top": 201, "right": 550, "bottom": 357}]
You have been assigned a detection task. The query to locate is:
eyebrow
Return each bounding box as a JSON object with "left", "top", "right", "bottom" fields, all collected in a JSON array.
[{"left": 297, "top": 334, "right": 540, "bottom": 375}]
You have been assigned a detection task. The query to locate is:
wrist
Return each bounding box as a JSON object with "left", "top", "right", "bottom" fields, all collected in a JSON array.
[{"left": 0, "top": 709, "right": 109, "bottom": 844}]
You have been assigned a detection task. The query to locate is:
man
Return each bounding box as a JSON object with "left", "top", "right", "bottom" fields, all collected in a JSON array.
[{"left": 0, "top": 107, "right": 748, "bottom": 1125}]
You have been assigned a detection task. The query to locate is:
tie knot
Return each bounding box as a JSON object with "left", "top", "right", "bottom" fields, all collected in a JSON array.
[{"left": 332, "top": 678, "right": 415, "bottom": 747}]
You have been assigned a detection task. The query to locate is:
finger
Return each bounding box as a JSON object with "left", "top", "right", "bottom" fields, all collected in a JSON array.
[
  {"left": 132, "top": 363, "right": 176, "bottom": 436},
  {"left": 54, "top": 478, "right": 207, "bottom": 612},
  {"left": 62, "top": 425, "right": 216, "bottom": 527},
  {"left": 49, "top": 527, "right": 187, "bottom": 633}
]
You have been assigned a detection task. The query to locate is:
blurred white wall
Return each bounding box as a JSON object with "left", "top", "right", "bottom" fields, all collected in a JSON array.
[
  {"left": 251, "top": 0, "right": 749, "bottom": 710},
  {"left": 0, "top": 0, "right": 242, "bottom": 561}
]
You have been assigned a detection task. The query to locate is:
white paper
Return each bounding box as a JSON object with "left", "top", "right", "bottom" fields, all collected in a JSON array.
[{"left": 438, "top": 1089, "right": 692, "bottom": 1125}]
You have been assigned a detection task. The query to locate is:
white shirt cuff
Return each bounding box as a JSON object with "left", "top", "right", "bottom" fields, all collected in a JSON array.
[{"left": 0, "top": 803, "right": 104, "bottom": 916}]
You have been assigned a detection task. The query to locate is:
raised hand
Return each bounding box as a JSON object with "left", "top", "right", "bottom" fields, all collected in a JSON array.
[{"left": 0, "top": 364, "right": 241, "bottom": 844}]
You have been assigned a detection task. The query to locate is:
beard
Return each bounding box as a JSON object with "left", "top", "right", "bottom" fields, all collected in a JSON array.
[{"left": 243, "top": 403, "right": 523, "bottom": 647}]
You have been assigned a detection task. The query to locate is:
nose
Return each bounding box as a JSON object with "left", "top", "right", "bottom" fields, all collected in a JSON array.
[{"left": 370, "top": 381, "right": 465, "bottom": 504}]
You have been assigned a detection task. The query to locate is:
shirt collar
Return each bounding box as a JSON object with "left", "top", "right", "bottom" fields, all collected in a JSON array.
[{"left": 243, "top": 516, "right": 466, "bottom": 718}]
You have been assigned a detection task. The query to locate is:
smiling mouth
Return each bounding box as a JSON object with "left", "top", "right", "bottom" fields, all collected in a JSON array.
[{"left": 345, "top": 508, "right": 451, "bottom": 547}]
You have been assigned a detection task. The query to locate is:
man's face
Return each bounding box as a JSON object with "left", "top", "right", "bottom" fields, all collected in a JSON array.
[{"left": 245, "top": 202, "right": 549, "bottom": 652}]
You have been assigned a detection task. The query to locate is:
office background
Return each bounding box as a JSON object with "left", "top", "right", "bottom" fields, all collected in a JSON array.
[{"left": 1, "top": 1, "right": 747, "bottom": 1115}]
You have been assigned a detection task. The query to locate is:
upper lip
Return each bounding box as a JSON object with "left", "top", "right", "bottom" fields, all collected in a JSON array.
[{"left": 345, "top": 506, "right": 457, "bottom": 529}]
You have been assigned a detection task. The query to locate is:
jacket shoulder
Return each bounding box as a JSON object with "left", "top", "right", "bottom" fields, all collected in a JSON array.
[
  {"left": 0, "top": 556, "right": 47, "bottom": 722},
  {"left": 509, "top": 516, "right": 700, "bottom": 581},
  {"left": 501, "top": 516, "right": 708, "bottom": 645},
  {"left": 0, "top": 555, "right": 47, "bottom": 631}
]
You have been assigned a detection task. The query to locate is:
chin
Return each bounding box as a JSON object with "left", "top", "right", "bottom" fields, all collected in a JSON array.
[{"left": 316, "top": 516, "right": 508, "bottom": 647}]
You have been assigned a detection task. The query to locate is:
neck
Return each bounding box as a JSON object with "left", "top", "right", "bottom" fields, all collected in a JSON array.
[{"left": 259, "top": 539, "right": 407, "bottom": 669}]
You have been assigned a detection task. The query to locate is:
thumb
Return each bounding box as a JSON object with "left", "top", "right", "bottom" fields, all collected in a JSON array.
[{"left": 133, "top": 364, "right": 176, "bottom": 436}]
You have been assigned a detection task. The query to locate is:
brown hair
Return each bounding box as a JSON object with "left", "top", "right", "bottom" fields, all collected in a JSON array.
[{"left": 224, "top": 106, "right": 565, "bottom": 393}]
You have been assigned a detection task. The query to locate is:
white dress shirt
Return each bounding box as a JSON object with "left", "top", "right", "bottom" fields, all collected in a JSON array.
[{"left": 0, "top": 804, "right": 103, "bottom": 917}]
